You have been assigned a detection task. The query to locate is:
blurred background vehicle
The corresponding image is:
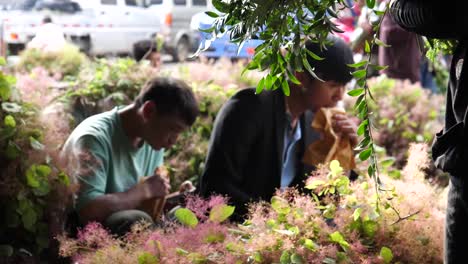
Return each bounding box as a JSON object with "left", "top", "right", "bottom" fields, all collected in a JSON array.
[
  {"left": 147, "top": 0, "right": 211, "bottom": 62},
  {"left": 190, "top": 11, "right": 263, "bottom": 60},
  {"left": 1, "top": 0, "right": 161, "bottom": 56}
]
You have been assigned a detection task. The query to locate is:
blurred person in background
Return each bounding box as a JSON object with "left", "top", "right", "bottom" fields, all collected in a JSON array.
[
  {"left": 133, "top": 39, "right": 162, "bottom": 69},
  {"left": 27, "top": 15, "right": 67, "bottom": 52}
]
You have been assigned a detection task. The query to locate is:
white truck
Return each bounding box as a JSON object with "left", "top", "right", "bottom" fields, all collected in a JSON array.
[{"left": 2, "top": 0, "right": 161, "bottom": 56}]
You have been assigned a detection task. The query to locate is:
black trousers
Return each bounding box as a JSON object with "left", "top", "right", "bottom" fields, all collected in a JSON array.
[{"left": 445, "top": 176, "right": 468, "bottom": 264}]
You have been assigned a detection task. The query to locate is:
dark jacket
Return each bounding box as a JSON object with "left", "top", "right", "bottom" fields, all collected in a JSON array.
[
  {"left": 390, "top": 0, "right": 468, "bottom": 174},
  {"left": 199, "top": 88, "right": 316, "bottom": 217}
]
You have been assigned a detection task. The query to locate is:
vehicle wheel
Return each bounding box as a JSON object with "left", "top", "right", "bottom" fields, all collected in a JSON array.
[{"left": 173, "top": 37, "right": 190, "bottom": 62}]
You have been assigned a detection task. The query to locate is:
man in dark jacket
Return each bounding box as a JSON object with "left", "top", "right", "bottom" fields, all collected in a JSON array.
[
  {"left": 389, "top": 0, "right": 468, "bottom": 262},
  {"left": 200, "top": 36, "right": 357, "bottom": 219}
]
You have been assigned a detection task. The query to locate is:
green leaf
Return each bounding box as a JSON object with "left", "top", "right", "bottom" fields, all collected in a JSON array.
[
  {"left": 256, "top": 77, "right": 265, "bottom": 94},
  {"left": 330, "top": 160, "right": 343, "bottom": 176},
  {"left": 30, "top": 136, "right": 45, "bottom": 150},
  {"left": 305, "top": 49, "right": 324, "bottom": 61},
  {"left": 58, "top": 172, "right": 70, "bottom": 186},
  {"left": 281, "top": 79, "right": 290, "bottom": 96},
  {"left": 291, "top": 253, "right": 304, "bottom": 264},
  {"left": 0, "top": 81, "right": 11, "bottom": 100},
  {"left": 322, "top": 257, "right": 336, "bottom": 264},
  {"left": 211, "top": 0, "right": 229, "bottom": 13},
  {"left": 347, "top": 60, "right": 367, "bottom": 68},
  {"left": 209, "top": 204, "right": 235, "bottom": 223},
  {"left": 366, "top": 0, "right": 376, "bottom": 9},
  {"left": 381, "top": 157, "right": 395, "bottom": 168},
  {"left": 364, "top": 40, "right": 371, "bottom": 53},
  {"left": 271, "top": 196, "right": 290, "bottom": 214},
  {"left": 0, "top": 57, "right": 6, "bottom": 66},
  {"left": 5, "top": 141, "right": 21, "bottom": 159},
  {"left": 138, "top": 252, "right": 158, "bottom": 264},
  {"left": 357, "top": 120, "right": 368, "bottom": 136},
  {"left": 375, "top": 38, "right": 391, "bottom": 48},
  {"left": 22, "top": 207, "right": 37, "bottom": 231},
  {"left": 359, "top": 148, "right": 372, "bottom": 161},
  {"left": 4, "top": 115, "right": 16, "bottom": 127},
  {"left": 347, "top": 88, "right": 364, "bottom": 97},
  {"left": 323, "top": 204, "right": 336, "bottom": 219},
  {"left": 329, "top": 231, "right": 350, "bottom": 251},
  {"left": 352, "top": 69, "right": 367, "bottom": 79},
  {"left": 280, "top": 250, "right": 291, "bottom": 264},
  {"left": 273, "top": 229, "right": 295, "bottom": 236},
  {"left": 204, "top": 232, "right": 225, "bottom": 243},
  {"left": 175, "top": 247, "right": 189, "bottom": 256},
  {"left": 380, "top": 247, "right": 393, "bottom": 264},
  {"left": 253, "top": 251, "right": 263, "bottom": 262},
  {"left": 371, "top": 64, "right": 389, "bottom": 71},
  {"left": 363, "top": 220, "right": 378, "bottom": 238},
  {"left": 305, "top": 180, "right": 325, "bottom": 190},
  {"left": 353, "top": 208, "right": 362, "bottom": 221},
  {"left": 0, "top": 245, "right": 13, "bottom": 257},
  {"left": 303, "top": 239, "right": 318, "bottom": 252},
  {"left": 205, "top": 11, "right": 219, "bottom": 18},
  {"left": 174, "top": 208, "right": 198, "bottom": 228},
  {"left": 302, "top": 55, "right": 324, "bottom": 82}
]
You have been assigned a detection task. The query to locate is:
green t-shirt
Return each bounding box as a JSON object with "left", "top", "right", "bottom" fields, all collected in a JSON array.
[{"left": 62, "top": 107, "right": 164, "bottom": 210}]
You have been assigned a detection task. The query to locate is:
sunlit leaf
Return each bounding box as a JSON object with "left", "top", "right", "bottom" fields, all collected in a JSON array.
[
  {"left": 365, "top": 40, "right": 371, "bottom": 53},
  {"left": 380, "top": 247, "right": 393, "bottom": 264},
  {"left": 175, "top": 208, "right": 198, "bottom": 228},
  {"left": 271, "top": 196, "right": 291, "bottom": 214},
  {"left": 353, "top": 208, "right": 362, "bottom": 221},
  {"left": 209, "top": 204, "right": 235, "bottom": 223},
  {"left": 4, "top": 115, "right": 16, "bottom": 128},
  {"left": 347, "top": 88, "right": 364, "bottom": 97}
]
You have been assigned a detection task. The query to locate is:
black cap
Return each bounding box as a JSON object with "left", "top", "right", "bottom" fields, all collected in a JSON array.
[{"left": 305, "top": 35, "right": 354, "bottom": 84}]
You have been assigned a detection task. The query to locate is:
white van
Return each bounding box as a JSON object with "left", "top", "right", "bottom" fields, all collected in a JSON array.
[
  {"left": 147, "top": 0, "right": 211, "bottom": 61},
  {"left": 2, "top": 0, "right": 161, "bottom": 56}
]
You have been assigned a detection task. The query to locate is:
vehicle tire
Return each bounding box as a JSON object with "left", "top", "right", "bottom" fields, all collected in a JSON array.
[{"left": 173, "top": 37, "right": 190, "bottom": 62}]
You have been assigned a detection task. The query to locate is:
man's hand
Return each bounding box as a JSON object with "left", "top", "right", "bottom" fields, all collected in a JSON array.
[
  {"left": 332, "top": 113, "right": 358, "bottom": 147},
  {"left": 140, "top": 174, "right": 170, "bottom": 200}
]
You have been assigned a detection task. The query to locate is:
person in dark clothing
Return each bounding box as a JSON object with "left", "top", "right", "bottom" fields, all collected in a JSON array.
[
  {"left": 200, "top": 36, "right": 357, "bottom": 220},
  {"left": 133, "top": 39, "right": 162, "bottom": 68},
  {"left": 389, "top": 0, "right": 468, "bottom": 262},
  {"left": 379, "top": 8, "right": 421, "bottom": 83}
]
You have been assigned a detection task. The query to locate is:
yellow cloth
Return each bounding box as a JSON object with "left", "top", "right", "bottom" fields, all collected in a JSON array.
[{"left": 302, "top": 107, "right": 356, "bottom": 170}]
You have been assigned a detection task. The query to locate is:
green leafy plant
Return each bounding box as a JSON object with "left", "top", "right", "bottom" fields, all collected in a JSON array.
[
  {"left": 16, "top": 44, "right": 87, "bottom": 78},
  {"left": 0, "top": 59, "right": 69, "bottom": 260}
]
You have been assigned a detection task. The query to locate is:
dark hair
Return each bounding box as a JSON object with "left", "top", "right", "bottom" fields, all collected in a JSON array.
[
  {"left": 42, "top": 15, "right": 52, "bottom": 24},
  {"left": 135, "top": 77, "right": 199, "bottom": 126},
  {"left": 305, "top": 36, "right": 354, "bottom": 84},
  {"left": 133, "top": 40, "right": 159, "bottom": 62}
]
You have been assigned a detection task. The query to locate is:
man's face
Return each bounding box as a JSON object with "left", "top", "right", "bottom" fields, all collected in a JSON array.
[
  {"left": 142, "top": 106, "right": 188, "bottom": 150},
  {"left": 298, "top": 73, "right": 346, "bottom": 112}
]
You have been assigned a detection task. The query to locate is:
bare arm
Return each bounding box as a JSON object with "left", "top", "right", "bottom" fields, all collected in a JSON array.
[{"left": 78, "top": 173, "right": 169, "bottom": 223}]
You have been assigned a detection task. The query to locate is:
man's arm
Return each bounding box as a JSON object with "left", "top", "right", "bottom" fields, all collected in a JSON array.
[
  {"left": 200, "top": 91, "right": 260, "bottom": 208},
  {"left": 78, "top": 176, "right": 167, "bottom": 223}
]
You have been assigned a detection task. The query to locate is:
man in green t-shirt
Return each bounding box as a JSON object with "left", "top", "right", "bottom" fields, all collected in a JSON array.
[{"left": 62, "top": 77, "right": 199, "bottom": 235}]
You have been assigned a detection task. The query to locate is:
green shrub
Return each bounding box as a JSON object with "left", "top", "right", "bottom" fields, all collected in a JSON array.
[
  {"left": 0, "top": 60, "right": 69, "bottom": 261},
  {"left": 16, "top": 44, "right": 87, "bottom": 78}
]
